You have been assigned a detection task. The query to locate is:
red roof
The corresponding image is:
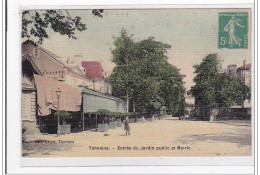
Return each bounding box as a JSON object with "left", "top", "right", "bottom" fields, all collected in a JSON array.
[
  {"left": 81, "top": 61, "right": 104, "bottom": 79},
  {"left": 237, "top": 63, "right": 251, "bottom": 71}
]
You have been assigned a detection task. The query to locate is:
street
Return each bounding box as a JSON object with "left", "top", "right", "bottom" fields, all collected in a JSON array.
[{"left": 23, "top": 117, "right": 251, "bottom": 157}]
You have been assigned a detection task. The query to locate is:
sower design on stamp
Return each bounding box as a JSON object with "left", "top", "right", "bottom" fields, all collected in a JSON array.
[{"left": 218, "top": 12, "right": 248, "bottom": 49}]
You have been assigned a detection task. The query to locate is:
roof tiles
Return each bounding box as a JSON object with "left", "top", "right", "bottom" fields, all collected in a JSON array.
[{"left": 81, "top": 61, "right": 104, "bottom": 79}]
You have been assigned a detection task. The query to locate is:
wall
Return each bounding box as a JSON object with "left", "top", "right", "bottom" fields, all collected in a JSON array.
[
  {"left": 22, "top": 90, "right": 41, "bottom": 135},
  {"left": 22, "top": 90, "right": 36, "bottom": 122},
  {"left": 82, "top": 88, "right": 126, "bottom": 113},
  {"left": 236, "top": 69, "right": 251, "bottom": 87},
  {"left": 64, "top": 69, "right": 94, "bottom": 88},
  {"left": 94, "top": 79, "right": 112, "bottom": 94}
]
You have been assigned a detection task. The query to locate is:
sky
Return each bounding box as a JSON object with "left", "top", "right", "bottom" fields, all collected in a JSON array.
[{"left": 40, "top": 9, "right": 252, "bottom": 90}]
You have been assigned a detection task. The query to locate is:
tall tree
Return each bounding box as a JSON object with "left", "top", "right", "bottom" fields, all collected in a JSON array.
[
  {"left": 109, "top": 30, "right": 185, "bottom": 114},
  {"left": 22, "top": 9, "right": 103, "bottom": 45},
  {"left": 109, "top": 29, "right": 137, "bottom": 111},
  {"left": 191, "top": 54, "right": 250, "bottom": 108}
]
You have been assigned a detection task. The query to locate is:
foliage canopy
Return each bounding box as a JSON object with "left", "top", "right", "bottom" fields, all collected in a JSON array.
[
  {"left": 109, "top": 30, "right": 185, "bottom": 114},
  {"left": 191, "top": 54, "right": 250, "bottom": 108},
  {"left": 54, "top": 111, "right": 70, "bottom": 124},
  {"left": 22, "top": 9, "right": 103, "bottom": 45}
]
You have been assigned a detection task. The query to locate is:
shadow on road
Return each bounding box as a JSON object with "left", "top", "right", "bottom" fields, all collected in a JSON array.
[
  {"left": 119, "top": 134, "right": 128, "bottom": 136},
  {"left": 22, "top": 140, "right": 73, "bottom": 157},
  {"left": 177, "top": 131, "right": 251, "bottom": 147},
  {"left": 212, "top": 120, "right": 251, "bottom": 127}
]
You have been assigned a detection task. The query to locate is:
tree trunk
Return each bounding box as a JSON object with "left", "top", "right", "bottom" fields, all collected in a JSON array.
[
  {"left": 126, "top": 93, "right": 129, "bottom": 112},
  {"left": 133, "top": 97, "right": 136, "bottom": 112}
]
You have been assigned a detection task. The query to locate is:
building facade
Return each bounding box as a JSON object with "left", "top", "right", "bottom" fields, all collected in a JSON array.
[
  {"left": 22, "top": 54, "right": 42, "bottom": 135},
  {"left": 81, "top": 61, "right": 112, "bottom": 94},
  {"left": 226, "top": 61, "right": 251, "bottom": 110},
  {"left": 22, "top": 43, "right": 94, "bottom": 89},
  {"left": 226, "top": 62, "right": 251, "bottom": 87},
  {"left": 226, "top": 64, "right": 237, "bottom": 77},
  {"left": 237, "top": 63, "right": 251, "bottom": 87}
]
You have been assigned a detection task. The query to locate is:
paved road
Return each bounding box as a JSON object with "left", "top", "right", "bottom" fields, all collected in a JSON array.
[{"left": 23, "top": 117, "right": 251, "bottom": 157}]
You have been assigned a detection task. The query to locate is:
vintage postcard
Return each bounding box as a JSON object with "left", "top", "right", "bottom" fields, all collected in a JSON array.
[{"left": 21, "top": 7, "right": 253, "bottom": 161}]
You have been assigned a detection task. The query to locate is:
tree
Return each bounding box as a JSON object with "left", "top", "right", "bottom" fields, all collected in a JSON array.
[
  {"left": 109, "top": 30, "right": 137, "bottom": 112},
  {"left": 22, "top": 9, "right": 103, "bottom": 45},
  {"left": 109, "top": 30, "right": 185, "bottom": 114},
  {"left": 54, "top": 111, "right": 70, "bottom": 125},
  {"left": 159, "top": 63, "right": 185, "bottom": 115},
  {"left": 191, "top": 54, "right": 250, "bottom": 108}
]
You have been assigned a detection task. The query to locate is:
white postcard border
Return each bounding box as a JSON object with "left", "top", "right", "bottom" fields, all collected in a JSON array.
[{"left": 5, "top": 0, "right": 256, "bottom": 174}]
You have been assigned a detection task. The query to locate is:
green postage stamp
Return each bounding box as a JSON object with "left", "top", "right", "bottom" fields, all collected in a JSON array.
[{"left": 218, "top": 12, "right": 248, "bottom": 49}]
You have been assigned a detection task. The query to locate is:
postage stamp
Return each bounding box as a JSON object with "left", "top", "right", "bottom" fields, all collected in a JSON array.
[{"left": 218, "top": 12, "right": 248, "bottom": 49}]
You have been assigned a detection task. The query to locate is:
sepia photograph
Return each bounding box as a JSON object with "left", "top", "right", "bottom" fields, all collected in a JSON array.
[{"left": 21, "top": 8, "right": 252, "bottom": 158}]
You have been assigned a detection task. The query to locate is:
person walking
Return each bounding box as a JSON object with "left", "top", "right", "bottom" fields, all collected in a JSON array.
[
  {"left": 124, "top": 117, "right": 130, "bottom": 135},
  {"left": 142, "top": 116, "right": 145, "bottom": 122}
]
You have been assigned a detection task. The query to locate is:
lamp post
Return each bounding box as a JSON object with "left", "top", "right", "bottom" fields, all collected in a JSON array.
[{"left": 56, "top": 88, "right": 61, "bottom": 137}]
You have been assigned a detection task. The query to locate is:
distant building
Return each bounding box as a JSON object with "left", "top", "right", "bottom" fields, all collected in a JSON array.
[
  {"left": 81, "top": 61, "right": 112, "bottom": 94},
  {"left": 226, "top": 62, "right": 251, "bottom": 87},
  {"left": 226, "top": 61, "right": 251, "bottom": 109},
  {"left": 227, "top": 64, "right": 237, "bottom": 77},
  {"left": 81, "top": 61, "right": 104, "bottom": 79},
  {"left": 237, "top": 63, "right": 251, "bottom": 87}
]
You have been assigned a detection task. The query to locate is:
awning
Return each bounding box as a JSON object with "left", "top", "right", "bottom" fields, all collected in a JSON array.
[
  {"left": 82, "top": 88, "right": 126, "bottom": 113},
  {"left": 34, "top": 75, "right": 82, "bottom": 116}
]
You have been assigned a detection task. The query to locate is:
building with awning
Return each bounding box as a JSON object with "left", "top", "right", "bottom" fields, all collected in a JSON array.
[
  {"left": 82, "top": 87, "right": 126, "bottom": 113},
  {"left": 34, "top": 74, "right": 82, "bottom": 116},
  {"left": 22, "top": 43, "right": 126, "bottom": 133}
]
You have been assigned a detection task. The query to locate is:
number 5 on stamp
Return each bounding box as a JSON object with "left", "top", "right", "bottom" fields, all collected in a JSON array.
[{"left": 218, "top": 12, "right": 248, "bottom": 49}]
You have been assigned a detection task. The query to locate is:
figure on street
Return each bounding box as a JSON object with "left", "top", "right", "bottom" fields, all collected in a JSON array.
[{"left": 124, "top": 117, "right": 130, "bottom": 135}]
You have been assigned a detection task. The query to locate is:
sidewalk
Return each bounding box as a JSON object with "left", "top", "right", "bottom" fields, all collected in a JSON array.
[{"left": 23, "top": 117, "right": 251, "bottom": 157}]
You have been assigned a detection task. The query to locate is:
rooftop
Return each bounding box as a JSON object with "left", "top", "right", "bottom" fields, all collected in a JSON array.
[
  {"left": 81, "top": 61, "right": 104, "bottom": 79},
  {"left": 237, "top": 63, "right": 251, "bottom": 71}
]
